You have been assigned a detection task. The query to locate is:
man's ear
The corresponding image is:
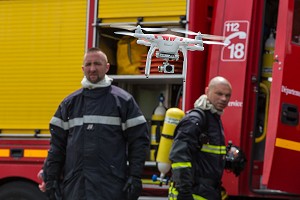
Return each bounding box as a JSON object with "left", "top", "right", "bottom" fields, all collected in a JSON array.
[
  {"left": 105, "top": 63, "right": 110, "bottom": 73},
  {"left": 205, "top": 87, "right": 209, "bottom": 95}
]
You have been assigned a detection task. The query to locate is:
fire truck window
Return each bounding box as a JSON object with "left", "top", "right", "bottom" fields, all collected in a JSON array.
[{"left": 292, "top": 0, "right": 300, "bottom": 44}]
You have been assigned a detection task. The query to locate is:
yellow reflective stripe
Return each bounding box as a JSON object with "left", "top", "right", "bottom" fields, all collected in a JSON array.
[
  {"left": 142, "top": 179, "right": 161, "bottom": 185},
  {"left": 24, "top": 149, "right": 48, "bottom": 158},
  {"left": 0, "top": 149, "right": 10, "bottom": 157},
  {"left": 169, "top": 184, "right": 207, "bottom": 200},
  {"left": 221, "top": 189, "right": 229, "bottom": 200},
  {"left": 193, "top": 194, "right": 207, "bottom": 200},
  {"left": 168, "top": 183, "right": 178, "bottom": 200},
  {"left": 201, "top": 144, "right": 227, "bottom": 154},
  {"left": 275, "top": 138, "right": 300, "bottom": 152},
  {"left": 171, "top": 162, "right": 192, "bottom": 169}
]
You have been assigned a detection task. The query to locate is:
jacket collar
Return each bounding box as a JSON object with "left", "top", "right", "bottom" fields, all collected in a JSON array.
[
  {"left": 194, "top": 94, "right": 223, "bottom": 115},
  {"left": 81, "top": 75, "right": 113, "bottom": 89}
]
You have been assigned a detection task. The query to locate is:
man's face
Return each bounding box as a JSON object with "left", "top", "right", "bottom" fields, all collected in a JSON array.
[
  {"left": 206, "top": 84, "right": 232, "bottom": 111},
  {"left": 82, "top": 51, "right": 109, "bottom": 83}
]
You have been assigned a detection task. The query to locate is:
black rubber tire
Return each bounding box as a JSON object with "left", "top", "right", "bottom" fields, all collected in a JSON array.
[{"left": 0, "top": 180, "right": 47, "bottom": 200}]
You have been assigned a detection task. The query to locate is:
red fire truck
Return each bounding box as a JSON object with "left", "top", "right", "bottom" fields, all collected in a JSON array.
[
  {"left": 0, "top": 0, "right": 300, "bottom": 199},
  {"left": 206, "top": 0, "right": 300, "bottom": 198}
]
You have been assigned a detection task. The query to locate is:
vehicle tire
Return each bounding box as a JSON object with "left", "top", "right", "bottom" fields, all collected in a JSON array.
[{"left": 0, "top": 180, "right": 47, "bottom": 200}]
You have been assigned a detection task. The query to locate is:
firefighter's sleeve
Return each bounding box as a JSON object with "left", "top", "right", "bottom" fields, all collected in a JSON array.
[
  {"left": 44, "top": 103, "right": 68, "bottom": 181},
  {"left": 123, "top": 97, "right": 150, "bottom": 178},
  {"left": 169, "top": 116, "right": 202, "bottom": 195}
]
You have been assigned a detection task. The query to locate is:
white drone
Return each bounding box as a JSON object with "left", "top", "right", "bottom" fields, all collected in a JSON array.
[{"left": 112, "top": 24, "right": 227, "bottom": 78}]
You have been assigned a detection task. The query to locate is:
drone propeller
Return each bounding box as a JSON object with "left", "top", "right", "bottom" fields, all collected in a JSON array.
[
  {"left": 110, "top": 24, "right": 167, "bottom": 32},
  {"left": 171, "top": 28, "right": 225, "bottom": 41},
  {"left": 203, "top": 40, "right": 229, "bottom": 46},
  {"left": 114, "top": 31, "right": 135, "bottom": 37}
]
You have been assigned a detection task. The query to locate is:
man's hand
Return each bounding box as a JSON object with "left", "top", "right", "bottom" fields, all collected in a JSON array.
[
  {"left": 123, "top": 176, "right": 142, "bottom": 200},
  {"left": 37, "top": 169, "right": 46, "bottom": 192}
]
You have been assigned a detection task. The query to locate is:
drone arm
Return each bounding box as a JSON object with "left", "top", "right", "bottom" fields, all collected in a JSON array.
[
  {"left": 186, "top": 45, "right": 204, "bottom": 51},
  {"left": 145, "top": 45, "right": 157, "bottom": 77},
  {"left": 137, "top": 39, "right": 151, "bottom": 47}
]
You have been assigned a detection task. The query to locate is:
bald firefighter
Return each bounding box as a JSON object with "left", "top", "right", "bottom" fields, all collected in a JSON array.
[{"left": 169, "top": 76, "right": 232, "bottom": 200}]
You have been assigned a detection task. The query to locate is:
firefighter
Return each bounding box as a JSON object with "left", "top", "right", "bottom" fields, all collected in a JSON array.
[
  {"left": 41, "top": 48, "right": 149, "bottom": 200},
  {"left": 168, "top": 76, "right": 232, "bottom": 200}
]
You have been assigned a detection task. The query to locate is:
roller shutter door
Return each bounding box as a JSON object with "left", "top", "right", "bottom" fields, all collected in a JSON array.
[
  {"left": 0, "top": 0, "right": 86, "bottom": 132},
  {"left": 99, "top": 0, "right": 186, "bottom": 24}
]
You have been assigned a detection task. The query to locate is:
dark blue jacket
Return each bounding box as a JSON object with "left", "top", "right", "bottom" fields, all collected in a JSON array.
[
  {"left": 169, "top": 109, "right": 226, "bottom": 200},
  {"left": 44, "top": 85, "right": 149, "bottom": 200}
]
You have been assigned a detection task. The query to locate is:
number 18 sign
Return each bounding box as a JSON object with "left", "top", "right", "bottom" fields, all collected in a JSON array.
[{"left": 221, "top": 21, "right": 249, "bottom": 62}]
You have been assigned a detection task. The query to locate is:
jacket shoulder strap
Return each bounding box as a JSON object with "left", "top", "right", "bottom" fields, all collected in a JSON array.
[
  {"left": 188, "top": 108, "right": 208, "bottom": 132},
  {"left": 188, "top": 108, "right": 209, "bottom": 146}
]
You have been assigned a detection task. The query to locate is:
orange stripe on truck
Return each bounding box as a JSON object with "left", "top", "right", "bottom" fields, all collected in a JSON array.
[
  {"left": 0, "top": 149, "right": 10, "bottom": 157},
  {"left": 276, "top": 138, "right": 300, "bottom": 152},
  {"left": 24, "top": 149, "right": 48, "bottom": 158}
]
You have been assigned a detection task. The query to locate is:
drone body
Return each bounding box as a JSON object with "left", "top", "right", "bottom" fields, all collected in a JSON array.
[{"left": 113, "top": 25, "right": 226, "bottom": 78}]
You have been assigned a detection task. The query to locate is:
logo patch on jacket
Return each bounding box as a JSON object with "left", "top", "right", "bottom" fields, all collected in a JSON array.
[{"left": 87, "top": 124, "right": 94, "bottom": 131}]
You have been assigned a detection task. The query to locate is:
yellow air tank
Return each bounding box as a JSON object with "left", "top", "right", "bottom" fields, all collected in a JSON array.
[
  {"left": 262, "top": 32, "right": 275, "bottom": 78},
  {"left": 150, "top": 94, "right": 167, "bottom": 161},
  {"left": 156, "top": 107, "right": 185, "bottom": 183}
]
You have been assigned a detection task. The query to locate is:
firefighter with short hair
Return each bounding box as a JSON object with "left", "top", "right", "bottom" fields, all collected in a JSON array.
[{"left": 40, "top": 48, "right": 149, "bottom": 200}]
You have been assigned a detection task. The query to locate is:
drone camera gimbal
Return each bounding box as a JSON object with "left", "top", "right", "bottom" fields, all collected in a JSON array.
[{"left": 158, "top": 61, "right": 175, "bottom": 73}]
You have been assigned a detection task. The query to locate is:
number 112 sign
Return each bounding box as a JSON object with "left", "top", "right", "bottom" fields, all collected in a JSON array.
[{"left": 221, "top": 21, "right": 249, "bottom": 62}]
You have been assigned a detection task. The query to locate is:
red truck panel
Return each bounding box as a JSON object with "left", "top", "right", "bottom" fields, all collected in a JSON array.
[
  {"left": 262, "top": 0, "right": 300, "bottom": 194},
  {"left": 207, "top": 0, "right": 255, "bottom": 196}
]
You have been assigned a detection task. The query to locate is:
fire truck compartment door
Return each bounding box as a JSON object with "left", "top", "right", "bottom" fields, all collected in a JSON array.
[
  {"left": 98, "top": 0, "right": 186, "bottom": 24},
  {"left": 262, "top": 0, "right": 300, "bottom": 195}
]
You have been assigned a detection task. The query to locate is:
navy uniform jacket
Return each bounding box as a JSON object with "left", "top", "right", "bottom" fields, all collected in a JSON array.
[
  {"left": 169, "top": 109, "right": 226, "bottom": 200},
  {"left": 44, "top": 85, "right": 149, "bottom": 200}
]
